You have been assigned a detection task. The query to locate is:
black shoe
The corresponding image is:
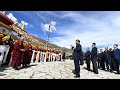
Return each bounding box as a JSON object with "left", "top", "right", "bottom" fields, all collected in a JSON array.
[
  {"left": 94, "top": 72, "right": 98, "bottom": 74},
  {"left": 115, "top": 72, "right": 120, "bottom": 74},
  {"left": 110, "top": 69, "right": 113, "bottom": 73},
  {"left": 15, "top": 68, "right": 20, "bottom": 70},
  {"left": 88, "top": 69, "right": 91, "bottom": 71},
  {"left": 74, "top": 75, "right": 80, "bottom": 78}
]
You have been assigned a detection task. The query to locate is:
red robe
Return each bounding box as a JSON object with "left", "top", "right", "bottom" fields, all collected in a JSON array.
[
  {"left": 28, "top": 47, "right": 32, "bottom": 63},
  {"left": 22, "top": 45, "right": 32, "bottom": 65},
  {"left": 11, "top": 42, "right": 22, "bottom": 68}
]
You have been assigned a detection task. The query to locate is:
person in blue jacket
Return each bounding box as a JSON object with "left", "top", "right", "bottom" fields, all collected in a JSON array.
[{"left": 113, "top": 44, "right": 120, "bottom": 74}]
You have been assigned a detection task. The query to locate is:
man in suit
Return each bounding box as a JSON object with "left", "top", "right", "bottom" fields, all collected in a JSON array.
[
  {"left": 99, "top": 49, "right": 105, "bottom": 70},
  {"left": 113, "top": 44, "right": 120, "bottom": 74},
  {"left": 91, "top": 43, "right": 98, "bottom": 74},
  {"left": 62, "top": 51, "right": 66, "bottom": 61},
  {"left": 71, "top": 39, "right": 82, "bottom": 78},
  {"left": 85, "top": 47, "right": 91, "bottom": 71},
  {"left": 104, "top": 47, "right": 113, "bottom": 72},
  {"left": 109, "top": 48, "right": 115, "bottom": 71}
]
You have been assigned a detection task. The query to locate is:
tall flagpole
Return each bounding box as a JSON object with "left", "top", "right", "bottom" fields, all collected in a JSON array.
[{"left": 46, "top": 21, "right": 51, "bottom": 49}]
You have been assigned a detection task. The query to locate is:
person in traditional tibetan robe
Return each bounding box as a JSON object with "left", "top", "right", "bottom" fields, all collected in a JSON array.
[
  {"left": 28, "top": 44, "right": 33, "bottom": 64},
  {"left": 21, "top": 41, "right": 25, "bottom": 65},
  {"left": 11, "top": 38, "right": 25, "bottom": 70},
  {"left": 22, "top": 42, "right": 32, "bottom": 67},
  {"left": 21, "top": 42, "right": 28, "bottom": 67}
]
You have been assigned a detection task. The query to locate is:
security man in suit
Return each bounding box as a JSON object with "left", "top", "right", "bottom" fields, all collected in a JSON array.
[
  {"left": 85, "top": 47, "right": 91, "bottom": 71},
  {"left": 91, "top": 43, "right": 98, "bottom": 74},
  {"left": 71, "top": 39, "right": 82, "bottom": 78},
  {"left": 99, "top": 49, "right": 105, "bottom": 70},
  {"left": 113, "top": 44, "right": 120, "bottom": 74}
]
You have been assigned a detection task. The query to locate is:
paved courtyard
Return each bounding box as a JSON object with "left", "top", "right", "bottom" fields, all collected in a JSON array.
[{"left": 0, "top": 60, "right": 120, "bottom": 79}]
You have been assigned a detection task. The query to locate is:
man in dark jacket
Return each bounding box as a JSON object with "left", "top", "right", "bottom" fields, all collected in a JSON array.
[
  {"left": 71, "top": 39, "right": 82, "bottom": 78},
  {"left": 62, "top": 51, "right": 66, "bottom": 61},
  {"left": 99, "top": 49, "right": 105, "bottom": 70},
  {"left": 104, "top": 47, "right": 113, "bottom": 72},
  {"left": 91, "top": 43, "right": 98, "bottom": 74},
  {"left": 109, "top": 48, "right": 115, "bottom": 71},
  {"left": 85, "top": 47, "right": 91, "bottom": 71},
  {"left": 113, "top": 44, "right": 120, "bottom": 74}
]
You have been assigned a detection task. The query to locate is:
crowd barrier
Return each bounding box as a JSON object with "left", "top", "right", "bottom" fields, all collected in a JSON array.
[
  {"left": 0, "top": 45, "right": 10, "bottom": 66},
  {"left": 31, "top": 50, "right": 62, "bottom": 63}
]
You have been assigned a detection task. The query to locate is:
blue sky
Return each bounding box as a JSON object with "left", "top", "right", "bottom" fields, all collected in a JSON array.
[{"left": 6, "top": 11, "right": 120, "bottom": 51}]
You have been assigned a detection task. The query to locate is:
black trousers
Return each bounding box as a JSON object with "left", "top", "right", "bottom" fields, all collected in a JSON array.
[
  {"left": 97, "top": 59, "right": 101, "bottom": 69},
  {"left": 114, "top": 59, "right": 120, "bottom": 73},
  {"left": 105, "top": 60, "right": 112, "bottom": 71},
  {"left": 92, "top": 56, "right": 98, "bottom": 74},
  {"left": 111, "top": 59, "right": 115, "bottom": 70},
  {"left": 100, "top": 59, "right": 105, "bottom": 70},
  {"left": 74, "top": 59, "right": 80, "bottom": 76},
  {"left": 86, "top": 59, "right": 90, "bottom": 70}
]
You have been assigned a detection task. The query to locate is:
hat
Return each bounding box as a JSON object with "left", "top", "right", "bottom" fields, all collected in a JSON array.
[
  {"left": 2, "top": 35, "right": 10, "bottom": 40},
  {"left": 0, "top": 34, "right": 4, "bottom": 37}
]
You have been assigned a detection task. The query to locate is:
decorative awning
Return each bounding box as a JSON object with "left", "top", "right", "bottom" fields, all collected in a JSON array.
[{"left": 0, "top": 13, "right": 14, "bottom": 25}]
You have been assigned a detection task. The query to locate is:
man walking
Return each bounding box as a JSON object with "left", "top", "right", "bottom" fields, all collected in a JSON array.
[{"left": 71, "top": 39, "right": 82, "bottom": 78}]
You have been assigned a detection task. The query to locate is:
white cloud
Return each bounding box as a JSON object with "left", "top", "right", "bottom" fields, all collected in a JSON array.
[
  {"left": 30, "top": 33, "right": 38, "bottom": 37},
  {"left": 7, "top": 13, "right": 18, "bottom": 23},
  {"left": 41, "top": 21, "right": 56, "bottom": 32},
  {"left": 18, "top": 20, "right": 29, "bottom": 29},
  {"left": 50, "top": 11, "right": 120, "bottom": 51},
  {"left": 18, "top": 20, "right": 29, "bottom": 27}
]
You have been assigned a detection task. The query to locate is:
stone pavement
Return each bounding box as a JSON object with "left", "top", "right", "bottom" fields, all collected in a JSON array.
[{"left": 0, "top": 60, "right": 120, "bottom": 79}]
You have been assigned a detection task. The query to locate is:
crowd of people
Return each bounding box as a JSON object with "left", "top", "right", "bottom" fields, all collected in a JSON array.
[
  {"left": 1, "top": 32, "right": 120, "bottom": 78},
  {"left": 0, "top": 33, "right": 63, "bottom": 70},
  {"left": 84, "top": 44, "right": 120, "bottom": 74},
  {"left": 0, "top": 34, "right": 33, "bottom": 70},
  {"left": 71, "top": 39, "right": 120, "bottom": 78}
]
